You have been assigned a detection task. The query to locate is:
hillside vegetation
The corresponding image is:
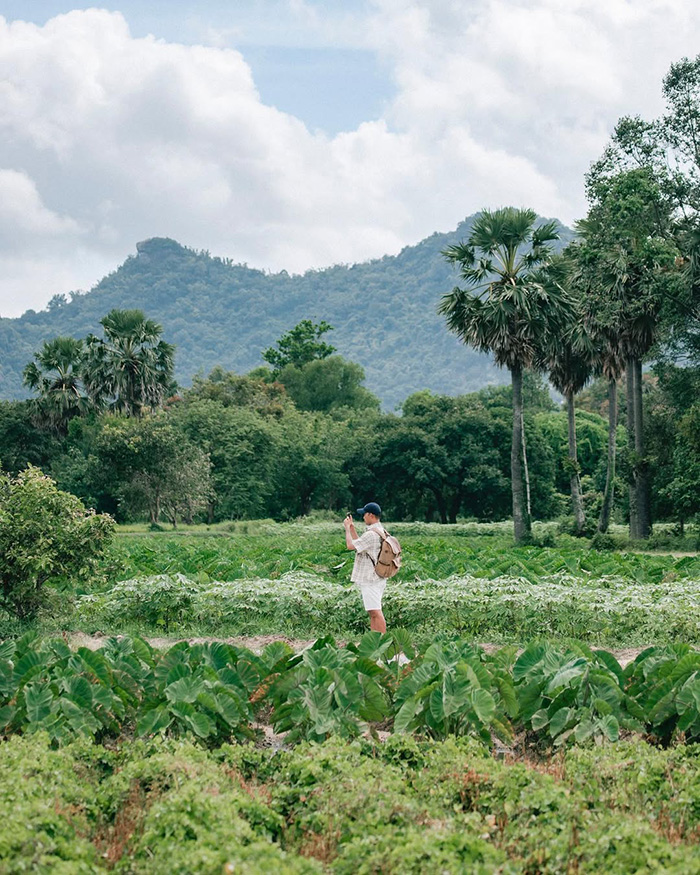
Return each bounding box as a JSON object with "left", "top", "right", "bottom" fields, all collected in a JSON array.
[{"left": 0, "top": 216, "right": 573, "bottom": 408}]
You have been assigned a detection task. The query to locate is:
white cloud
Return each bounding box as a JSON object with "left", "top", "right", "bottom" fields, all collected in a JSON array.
[{"left": 0, "top": 2, "right": 700, "bottom": 316}]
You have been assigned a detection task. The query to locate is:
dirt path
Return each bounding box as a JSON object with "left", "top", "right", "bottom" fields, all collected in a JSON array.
[{"left": 67, "top": 633, "right": 649, "bottom": 668}]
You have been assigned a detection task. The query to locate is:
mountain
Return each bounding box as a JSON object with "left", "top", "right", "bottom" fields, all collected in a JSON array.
[{"left": 0, "top": 216, "right": 575, "bottom": 409}]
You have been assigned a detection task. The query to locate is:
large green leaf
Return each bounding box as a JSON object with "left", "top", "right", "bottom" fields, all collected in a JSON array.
[
  {"left": 165, "top": 676, "right": 204, "bottom": 704},
  {"left": 137, "top": 706, "right": 173, "bottom": 736},
  {"left": 169, "top": 701, "right": 214, "bottom": 738},
  {"left": 24, "top": 683, "right": 54, "bottom": 723},
  {"left": 470, "top": 688, "right": 496, "bottom": 723}
]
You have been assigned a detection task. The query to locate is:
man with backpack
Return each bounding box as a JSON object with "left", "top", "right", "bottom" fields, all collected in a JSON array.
[{"left": 343, "top": 501, "right": 400, "bottom": 633}]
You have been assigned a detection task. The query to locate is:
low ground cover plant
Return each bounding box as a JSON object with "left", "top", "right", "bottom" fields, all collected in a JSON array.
[
  {"left": 2, "top": 731, "right": 700, "bottom": 873},
  {"left": 76, "top": 567, "right": 700, "bottom": 645}
]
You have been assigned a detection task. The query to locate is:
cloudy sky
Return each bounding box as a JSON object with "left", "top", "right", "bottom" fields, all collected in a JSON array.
[{"left": 0, "top": 0, "right": 699, "bottom": 317}]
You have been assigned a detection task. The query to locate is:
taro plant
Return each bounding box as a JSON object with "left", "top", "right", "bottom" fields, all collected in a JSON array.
[
  {"left": 0, "top": 632, "right": 128, "bottom": 743},
  {"left": 514, "top": 641, "right": 643, "bottom": 746},
  {"left": 392, "top": 638, "right": 517, "bottom": 744},
  {"left": 135, "top": 639, "right": 279, "bottom": 743},
  {"left": 624, "top": 644, "right": 700, "bottom": 743},
  {"left": 266, "top": 634, "right": 392, "bottom": 743}
]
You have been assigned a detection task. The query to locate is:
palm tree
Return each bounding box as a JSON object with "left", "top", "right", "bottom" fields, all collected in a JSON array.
[
  {"left": 22, "top": 336, "right": 91, "bottom": 432},
  {"left": 83, "top": 309, "right": 175, "bottom": 417},
  {"left": 440, "top": 207, "right": 574, "bottom": 543}
]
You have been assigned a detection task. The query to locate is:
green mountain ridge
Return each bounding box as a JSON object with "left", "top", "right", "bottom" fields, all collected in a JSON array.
[{"left": 0, "top": 215, "right": 575, "bottom": 409}]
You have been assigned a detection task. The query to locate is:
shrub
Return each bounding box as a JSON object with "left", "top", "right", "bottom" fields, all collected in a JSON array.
[{"left": 0, "top": 466, "right": 114, "bottom": 619}]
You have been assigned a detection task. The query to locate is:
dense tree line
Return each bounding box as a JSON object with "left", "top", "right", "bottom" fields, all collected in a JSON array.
[{"left": 3, "top": 56, "right": 700, "bottom": 539}]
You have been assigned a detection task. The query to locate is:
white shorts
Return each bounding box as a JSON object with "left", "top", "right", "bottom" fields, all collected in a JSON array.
[{"left": 356, "top": 580, "right": 386, "bottom": 611}]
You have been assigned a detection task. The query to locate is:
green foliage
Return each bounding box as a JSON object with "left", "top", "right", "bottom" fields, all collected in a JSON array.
[
  {"left": 393, "top": 637, "right": 516, "bottom": 743},
  {"left": 267, "top": 633, "right": 392, "bottom": 742},
  {"left": 514, "top": 642, "right": 641, "bottom": 746},
  {"left": 262, "top": 319, "right": 336, "bottom": 374},
  {"left": 0, "top": 466, "right": 114, "bottom": 619}
]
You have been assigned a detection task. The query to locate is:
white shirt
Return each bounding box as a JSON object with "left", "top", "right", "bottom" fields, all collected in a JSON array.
[{"left": 351, "top": 522, "right": 384, "bottom": 585}]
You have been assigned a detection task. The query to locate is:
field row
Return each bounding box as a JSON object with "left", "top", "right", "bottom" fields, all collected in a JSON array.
[
  {"left": 103, "top": 530, "right": 700, "bottom": 586},
  {"left": 3, "top": 730, "right": 700, "bottom": 873},
  {"left": 2, "top": 631, "right": 700, "bottom": 748},
  {"left": 76, "top": 570, "right": 700, "bottom": 644}
]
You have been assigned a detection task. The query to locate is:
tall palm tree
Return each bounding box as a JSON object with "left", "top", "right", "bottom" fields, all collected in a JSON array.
[
  {"left": 22, "top": 336, "right": 90, "bottom": 433},
  {"left": 83, "top": 309, "right": 175, "bottom": 417},
  {"left": 440, "top": 207, "right": 574, "bottom": 544}
]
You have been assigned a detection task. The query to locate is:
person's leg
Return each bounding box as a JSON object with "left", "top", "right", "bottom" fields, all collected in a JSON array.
[{"left": 368, "top": 609, "right": 386, "bottom": 633}]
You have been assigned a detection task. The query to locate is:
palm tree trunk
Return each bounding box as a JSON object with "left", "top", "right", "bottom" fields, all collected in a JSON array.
[
  {"left": 520, "top": 410, "right": 532, "bottom": 519},
  {"left": 566, "top": 389, "right": 585, "bottom": 535},
  {"left": 633, "top": 357, "right": 651, "bottom": 538},
  {"left": 598, "top": 376, "right": 618, "bottom": 534},
  {"left": 511, "top": 364, "right": 530, "bottom": 543},
  {"left": 626, "top": 358, "right": 639, "bottom": 538}
]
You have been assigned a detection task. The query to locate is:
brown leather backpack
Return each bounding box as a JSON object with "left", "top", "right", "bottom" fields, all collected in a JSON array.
[{"left": 372, "top": 528, "right": 402, "bottom": 579}]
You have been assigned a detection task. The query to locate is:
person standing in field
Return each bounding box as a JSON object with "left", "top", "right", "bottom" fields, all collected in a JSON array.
[{"left": 343, "top": 501, "right": 387, "bottom": 633}]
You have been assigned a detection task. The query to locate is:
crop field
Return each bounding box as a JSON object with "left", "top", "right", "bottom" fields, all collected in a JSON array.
[{"left": 3, "top": 521, "right": 700, "bottom": 873}]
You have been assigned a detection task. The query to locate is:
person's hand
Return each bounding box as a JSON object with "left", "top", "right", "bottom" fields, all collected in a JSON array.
[{"left": 343, "top": 513, "right": 353, "bottom": 529}]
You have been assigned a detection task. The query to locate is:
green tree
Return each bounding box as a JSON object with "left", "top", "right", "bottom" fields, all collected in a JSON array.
[
  {"left": 0, "top": 466, "right": 114, "bottom": 619},
  {"left": 440, "top": 207, "right": 573, "bottom": 543},
  {"left": 83, "top": 309, "right": 175, "bottom": 417},
  {"left": 262, "top": 319, "right": 335, "bottom": 376},
  {"left": 277, "top": 356, "right": 380, "bottom": 413},
  {"left": 22, "top": 336, "right": 91, "bottom": 433},
  {"left": 0, "top": 401, "right": 63, "bottom": 475},
  {"left": 174, "top": 399, "right": 278, "bottom": 521},
  {"left": 93, "top": 415, "right": 211, "bottom": 525},
  {"left": 578, "top": 168, "right": 681, "bottom": 537}
]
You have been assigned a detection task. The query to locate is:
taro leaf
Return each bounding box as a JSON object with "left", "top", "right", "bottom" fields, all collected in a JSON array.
[
  {"left": 93, "top": 684, "right": 123, "bottom": 719},
  {"left": 0, "top": 660, "right": 15, "bottom": 698},
  {"left": 513, "top": 644, "right": 548, "bottom": 681},
  {"left": 470, "top": 688, "right": 496, "bottom": 723},
  {"left": 545, "top": 660, "right": 587, "bottom": 695},
  {"left": 13, "top": 651, "right": 46, "bottom": 688},
  {"left": 65, "top": 676, "right": 94, "bottom": 711},
  {"left": 137, "top": 706, "right": 173, "bottom": 736},
  {"left": 671, "top": 655, "right": 700, "bottom": 684},
  {"left": 59, "top": 697, "right": 101, "bottom": 736},
  {"left": 0, "top": 704, "right": 15, "bottom": 728},
  {"left": 574, "top": 718, "right": 595, "bottom": 743},
  {"left": 209, "top": 688, "right": 244, "bottom": 727},
  {"left": 393, "top": 698, "right": 421, "bottom": 734},
  {"left": 599, "top": 714, "right": 620, "bottom": 741},
  {"left": 235, "top": 659, "right": 265, "bottom": 694},
  {"left": 355, "top": 631, "right": 394, "bottom": 662},
  {"left": 24, "top": 683, "right": 54, "bottom": 723},
  {"left": 169, "top": 701, "right": 213, "bottom": 738},
  {"left": 47, "top": 639, "right": 72, "bottom": 661},
  {"left": 353, "top": 656, "right": 386, "bottom": 679},
  {"left": 165, "top": 676, "right": 203, "bottom": 704},
  {"left": 203, "top": 642, "right": 234, "bottom": 672},
  {"left": 78, "top": 648, "right": 111, "bottom": 685},
  {"left": 166, "top": 663, "right": 191, "bottom": 686},
  {"left": 302, "top": 684, "right": 334, "bottom": 731},
  {"left": 332, "top": 669, "right": 364, "bottom": 711},
  {"left": 131, "top": 637, "right": 155, "bottom": 666},
  {"left": 260, "top": 641, "right": 294, "bottom": 671},
  {"left": 495, "top": 676, "right": 518, "bottom": 719},
  {"left": 531, "top": 708, "right": 550, "bottom": 731},
  {"left": 592, "top": 697, "right": 613, "bottom": 716},
  {"left": 593, "top": 650, "right": 624, "bottom": 685},
  {"left": 549, "top": 707, "right": 575, "bottom": 738},
  {"left": 357, "top": 677, "right": 389, "bottom": 722},
  {"left": 0, "top": 641, "right": 15, "bottom": 661},
  {"left": 676, "top": 678, "right": 700, "bottom": 716},
  {"left": 389, "top": 628, "right": 416, "bottom": 661}
]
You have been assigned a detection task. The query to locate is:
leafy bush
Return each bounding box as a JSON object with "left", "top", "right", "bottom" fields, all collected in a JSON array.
[
  {"left": 267, "top": 633, "right": 392, "bottom": 742},
  {"left": 393, "top": 637, "right": 516, "bottom": 743},
  {"left": 514, "top": 641, "right": 642, "bottom": 746},
  {"left": 0, "top": 466, "right": 114, "bottom": 619}
]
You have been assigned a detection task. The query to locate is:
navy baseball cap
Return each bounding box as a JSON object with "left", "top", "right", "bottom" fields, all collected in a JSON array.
[{"left": 356, "top": 502, "right": 381, "bottom": 517}]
